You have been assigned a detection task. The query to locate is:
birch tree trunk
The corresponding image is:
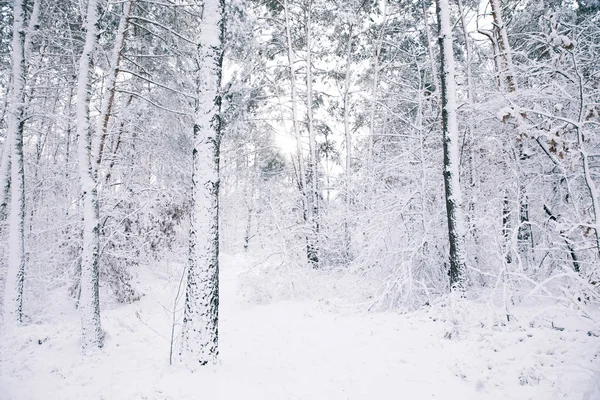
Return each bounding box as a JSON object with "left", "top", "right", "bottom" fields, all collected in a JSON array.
[
  {"left": 489, "top": 0, "right": 535, "bottom": 265},
  {"left": 0, "top": 134, "right": 11, "bottom": 222},
  {"left": 436, "top": 0, "right": 468, "bottom": 290},
  {"left": 304, "top": 2, "right": 319, "bottom": 268},
  {"left": 367, "top": 0, "right": 387, "bottom": 167},
  {"left": 92, "top": 0, "right": 134, "bottom": 176},
  {"left": 283, "top": 0, "right": 318, "bottom": 267},
  {"left": 180, "top": 0, "right": 225, "bottom": 366},
  {"left": 76, "top": 0, "right": 104, "bottom": 351},
  {"left": 457, "top": 0, "right": 482, "bottom": 266},
  {"left": 3, "top": 0, "right": 27, "bottom": 327},
  {"left": 490, "top": 0, "right": 516, "bottom": 93},
  {"left": 422, "top": 0, "right": 440, "bottom": 97},
  {"left": 343, "top": 23, "right": 354, "bottom": 260}
]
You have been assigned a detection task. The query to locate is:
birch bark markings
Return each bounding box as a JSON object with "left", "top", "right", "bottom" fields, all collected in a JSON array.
[
  {"left": 435, "top": 0, "right": 468, "bottom": 290},
  {"left": 343, "top": 23, "right": 354, "bottom": 260},
  {"left": 180, "top": 0, "right": 225, "bottom": 366},
  {"left": 283, "top": 0, "right": 319, "bottom": 267},
  {"left": 0, "top": 134, "right": 12, "bottom": 221},
  {"left": 490, "top": 0, "right": 516, "bottom": 93},
  {"left": 3, "top": 0, "right": 27, "bottom": 326},
  {"left": 93, "top": 0, "right": 134, "bottom": 175},
  {"left": 305, "top": 2, "right": 320, "bottom": 268},
  {"left": 367, "top": 0, "right": 387, "bottom": 167},
  {"left": 0, "top": 0, "right": 39, "bottom": 227},
  {"left": 76, "top": 0, "right": 104, "bottom": 351}
]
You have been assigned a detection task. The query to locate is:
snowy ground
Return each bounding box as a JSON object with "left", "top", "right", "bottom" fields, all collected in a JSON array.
[{"left": 1, "top": 254, "right": 599, "bottom": 399}]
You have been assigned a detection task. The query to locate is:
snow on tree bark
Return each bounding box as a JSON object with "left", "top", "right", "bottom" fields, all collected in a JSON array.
[
  {"left": 0, "top": 133, "right": 12, "bottom": 222},
  {"left": 283, "top": 0, "right": 318, "bottom": 268},
  {"left": 421, "top": 0, "right": 440, "bottom": 98},
  {"left": 304, "top": 2, "right": 320, "bottom": 268},
  {"left": 572, "top": 52, "right": 600, "bottom": 259},
  {"left": 436, "top": 0, "right": 468, "bottom": 290},
  {"left": 490, "top": 0, "right": 517, "bottom": 93},
  {"left": 180, "top": 0, "right": 225, "bottom": 366},
  {"left": 92, "top": 0, "right": 133, "bottom": 176},
  {"left": 76, "top": 0, "right": 104, "bottom": 351},
  {"left": 3, "top": 0, "right": 27, "bottom": 327},
  {"left": 367, "top": 0, "right": 387, "bottom": 168},
  {"left": 343, "top": 23, "right": 354, "bottom": 260}
]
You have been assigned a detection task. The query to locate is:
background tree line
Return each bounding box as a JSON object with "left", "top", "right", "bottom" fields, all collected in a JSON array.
[{"left": 0, "top": 0, "right": 598, "bottom": 363}]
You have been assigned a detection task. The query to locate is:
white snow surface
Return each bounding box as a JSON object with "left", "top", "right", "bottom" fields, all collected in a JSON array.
[{"left": 1, "top": 254, "right": 599, "bottom": 399}]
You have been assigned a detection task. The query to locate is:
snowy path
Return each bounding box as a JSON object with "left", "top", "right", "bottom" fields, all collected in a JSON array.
[{"left": 1, "top": 255, "right": 599, "bottom": 399}]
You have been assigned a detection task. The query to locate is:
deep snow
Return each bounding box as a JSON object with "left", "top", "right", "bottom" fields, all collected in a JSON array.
[{"left": 1, "top": 254, "right": 599, "bottom": 399}]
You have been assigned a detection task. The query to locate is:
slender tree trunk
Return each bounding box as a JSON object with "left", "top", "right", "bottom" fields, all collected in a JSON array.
[
  {"left": 343, "top": 24, "right": 354, "bottom": 261},
  {"left": 0, "top": 131, "right": 12, "bottom": 222},
  {"left": 572, "top": 52, "right": 600, "bottom": 258},
  {"left": 477, "top": 20, "right": 503, "bottom": 90},
  {"left": 305, "top": 2, "right": 319, "bottom": 268},
  {"left": 76, "top": 0, "right": 104, "bottom": 351},
  {"left": 0, "top": 0, "right": 37, "bottom": 223},
  {"left": 490, "top": 0, "right": 534, "bottom": 264},
  {"left": 489, "top": 0, "right": 516, "bottom": 93},
  {"left": 502, "top": 191, "right": 512, "bottom": 264},
  {"left": 3, "top": 0, "right": 27, "bottom": 326},
  {"left": 23, "top": 0, "right": 40, "bottom": 59},
  {"left": 544, "top": 204, "right": 580, "bottom": 273},
  {"left": 243, "top": 150, "right": 257, "bottom": 252},
  {"left": 283, "top": 0, "right": 317, "bottom": 267},
  {"left": 457, "top": 0, "right": 473, "bottom": 103},
  {"left": 93, "top": 0, "right": 134, "bottom": 176},
  {"left": 422, "top": 0, "right": 440, "bottom": 96},
  {"left": 436, "top": 0, "right": 468, "bottom": 290},
  {"left": 457, "top": 0, "right": 482, "bottom": 266},
  {"left": 180, "top": 0, "right": 225, "bottom": 367},
  {"left": 367, "top": 0, "right": 387, "bottom": 167}
]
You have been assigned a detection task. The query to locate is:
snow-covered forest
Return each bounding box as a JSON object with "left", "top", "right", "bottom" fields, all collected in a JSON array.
[{"left": 0, "top": 0, "right": 599, "bottom": 398}]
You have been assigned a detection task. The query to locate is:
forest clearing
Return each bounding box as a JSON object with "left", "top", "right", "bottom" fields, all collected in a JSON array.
[{"left": 0, "top": 0, "right": 599, "bottom": 398}]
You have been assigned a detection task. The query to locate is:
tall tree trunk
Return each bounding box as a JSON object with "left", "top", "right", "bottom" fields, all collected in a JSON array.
[
  {"left": 23, "top": 0, "right": 40, "bottom": 59},
  {"left": 180, "top": 0, "right": 225, "bottom": 367},
  {"left": 489, "top": 0, "right": 534, "bottom": 265},
  {"left": 457, "top": 0, "right": 481, "bottom": 265},
  {"left": 283, "top": 0, "right": 317, "bottom": 267},
  {"left": 489, "top": 0, "right": 516, "bottom": 93},
  {"left": 343, "top": 23, "right": 354, "bottom": 261},
  {"left": 436, "top": 0, "right": 468, "bottom": 290},
  {"left": 305, "top": 2, "right": 319, "bottom": 268},
  {"left": 0, "top": 128, "right": 12, "bottom": 222},
  {"left": 93, "top": 0, "right": 134, "bottom": 176},
  {"left": 367, "top": 0, "right": 387, "bottom": 168},
  {"left": 0, "top": 0, "right": 38, "bottom": 224},
  {"left": 422, "top": 0, "right": 440, "bottom": 97},
  {"left": 3, "top": 0, "right": 27, "bottom": 326},
  {"left": 572, "top": 52, "right": 600, "bottom": 258},
  {"left": 76, "top": 0, "right": 104, "bottom": 351},
  {"left": 457, "top": 0, "right": 473, "bottom": 103}
]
